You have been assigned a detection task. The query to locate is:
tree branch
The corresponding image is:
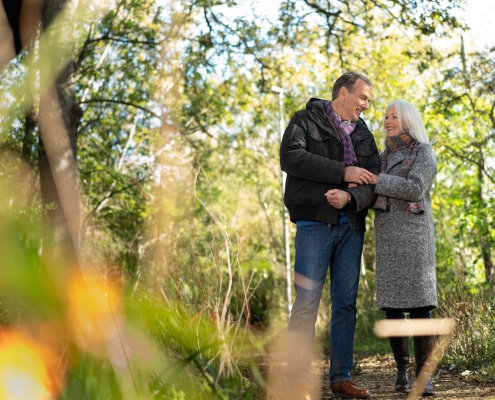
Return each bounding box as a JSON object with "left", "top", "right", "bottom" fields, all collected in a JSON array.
[
  {"left": 481, "top": 164, "right": 495, "bottom": 186},
  {"left": 205, "top": 6, "right": 271, "bottom": 73},
  {"left": 79, "top": 98, "right": 160, "bottom": 118},
  {"left": 75, "top": 25, "right": 93, "bottom": 72},
  {"left": 490, "top": 99, "right": 495, "bottom": 132},
  {"left": 303, "top": 0, "right": 364, "bottom": 29},
  {"left": 85, "top": 36, "right": 158, "bottom": 46},
  {"left": 445, "top": 145, "right": 495, "bottom": 186},
  {"left": 302, "top": 0, "right": 340, "bottom": 19},
  {"left": 444, "top": 144, "right": 479, "bottom": 165}
]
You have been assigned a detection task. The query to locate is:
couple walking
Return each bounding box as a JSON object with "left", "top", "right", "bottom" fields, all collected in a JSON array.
[{"left": 280, "top": 72, "right": 438, "bottom": 399}]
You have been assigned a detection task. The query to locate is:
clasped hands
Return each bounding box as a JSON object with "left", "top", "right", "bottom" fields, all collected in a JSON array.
[{"left": 324, "top": 166, "right": 374, "bottom": 209}]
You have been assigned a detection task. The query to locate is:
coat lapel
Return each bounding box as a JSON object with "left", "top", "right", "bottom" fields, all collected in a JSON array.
[{"left": 385, "top": 150, "right": 406, "bottom": 173}]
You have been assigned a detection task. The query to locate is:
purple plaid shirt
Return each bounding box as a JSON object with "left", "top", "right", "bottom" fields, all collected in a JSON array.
[{"left": 324, "top": 101, "right": 357, "bottom": 166}]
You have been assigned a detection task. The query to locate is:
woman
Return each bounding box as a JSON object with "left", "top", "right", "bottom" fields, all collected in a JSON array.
[{"left": 369, "top": 100, "right": 438, "bottom": 396}]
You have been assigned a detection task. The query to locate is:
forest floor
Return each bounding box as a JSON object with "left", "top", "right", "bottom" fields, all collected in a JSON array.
[{"left": 264, "top": 352, "right": 495, "bottom": 399}]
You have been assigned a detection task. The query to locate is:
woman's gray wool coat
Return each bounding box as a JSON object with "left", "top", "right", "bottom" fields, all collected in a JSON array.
[{"left": 374, "top": 143, "right": 438, "bottom": 310}]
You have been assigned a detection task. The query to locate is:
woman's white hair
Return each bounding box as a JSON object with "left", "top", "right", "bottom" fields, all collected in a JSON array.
[{"left": 386, "top": 100, "right": 429, "bottom": 143}]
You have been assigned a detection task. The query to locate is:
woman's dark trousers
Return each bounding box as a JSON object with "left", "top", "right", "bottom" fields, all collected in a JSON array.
[{"left": 385, "top": 308, "right": 435, "bottom": 396}]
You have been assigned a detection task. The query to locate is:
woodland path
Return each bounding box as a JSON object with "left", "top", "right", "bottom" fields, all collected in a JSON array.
[{"left": 264, "top": 352, "right": 495, "bottom": 399}]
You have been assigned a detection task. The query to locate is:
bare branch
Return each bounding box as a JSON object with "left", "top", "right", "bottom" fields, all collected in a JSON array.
[
  {"left": 444, "top": 145, "right": 478, "bottom": 165},
  {"left": 85, "top": 36, "right": 158, "bottom": 46},
  {"left": 205, "top": 6, "right": 270, "bottom": 73},
  {"left": 79, "top": 98, "right": 160, "bottom": 119},
  {"left": 445, "top": 145, "right": 495, "bottom": 186},
  {"left": 490, "top": 99, "right": 495, "bottom": 131},
  {"left": 75, "top": 25, "right": 93, "bottom": 72},
  {"left": 481, "top": 164, "right": 495, "bottom": 186},
  {"left": 303, "top": 0, "right": 364, "bottom": 29},
  {"left": 302, "top": 0, "right": 340, "bottom": 18}
]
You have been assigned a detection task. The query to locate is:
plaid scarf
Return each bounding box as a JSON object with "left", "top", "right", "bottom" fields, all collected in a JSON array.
[
  {"left": 324, "top": 101, "right": 357, "bottom": 166},
  {"left": 373, "top": 130, "right": 425, "bottom": 214}
]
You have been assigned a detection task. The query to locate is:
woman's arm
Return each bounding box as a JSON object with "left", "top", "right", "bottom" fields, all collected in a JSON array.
[{"left": 373, "top": 145, "right": 437, "bottom": 202}]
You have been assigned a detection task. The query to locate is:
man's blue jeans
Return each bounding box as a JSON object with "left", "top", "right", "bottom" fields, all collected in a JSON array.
[{"left": 287, "top": 213, "right": 364, "bottom": 384}]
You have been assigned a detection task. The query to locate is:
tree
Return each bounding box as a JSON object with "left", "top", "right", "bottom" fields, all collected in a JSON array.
[
  {"left": 428, "top": 40, "right": 495, "bottom": 284},
  {"left": 38, "top": 0, "right": 82, "bottom": 267}
]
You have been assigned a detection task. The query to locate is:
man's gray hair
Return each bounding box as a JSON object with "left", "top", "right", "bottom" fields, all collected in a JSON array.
[{"left": 332, "top": 72, "right": 373, "bottom": 100}]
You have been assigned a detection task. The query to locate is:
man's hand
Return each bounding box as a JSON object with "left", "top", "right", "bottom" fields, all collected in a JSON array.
[
  {"left": 343, "top": 166, "right": 373, "bottom": 184},
  {"left": 325, "top": 189, "right": 350, "bottom": 209}
]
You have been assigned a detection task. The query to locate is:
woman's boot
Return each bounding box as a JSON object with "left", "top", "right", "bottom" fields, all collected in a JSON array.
[
  {"left": 414, "top": 336, "right": 435, "bottom": 396},
  {"left": 389, "top": 337, "right": 412, "bottom": 393}
]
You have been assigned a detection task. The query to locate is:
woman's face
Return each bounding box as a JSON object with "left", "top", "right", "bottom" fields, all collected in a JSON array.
[{"left": 384, "top": 106, "right": 402, "bottom": 137}]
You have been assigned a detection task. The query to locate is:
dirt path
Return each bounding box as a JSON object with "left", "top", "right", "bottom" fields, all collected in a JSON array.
[{"left": 265, "top": 353, "right": 495, "bottom": 399}]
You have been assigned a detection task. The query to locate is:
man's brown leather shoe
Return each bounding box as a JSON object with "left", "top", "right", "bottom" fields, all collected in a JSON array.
[{"left": 330, "top": 380, "right": 370, "bottom": 399}]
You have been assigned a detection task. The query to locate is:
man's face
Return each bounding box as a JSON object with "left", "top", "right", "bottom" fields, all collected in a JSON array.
[{"left": 338, "top": 79, "right": 372, "bottom": 121}]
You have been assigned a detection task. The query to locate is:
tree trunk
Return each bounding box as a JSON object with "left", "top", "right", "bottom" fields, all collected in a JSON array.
[
  {"left": 22, "top": 106, "right": 37, "bottom": 164},
  {"left": 477, "top": 161, "right": 495, "bottom": 283},
  {"left": 39, "top": 0, "right": 82, "bottom": 264}
]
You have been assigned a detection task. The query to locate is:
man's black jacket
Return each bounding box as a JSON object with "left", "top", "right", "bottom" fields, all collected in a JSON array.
[{"left": 280, "top": 98, "right": 381, "bottom": 231}]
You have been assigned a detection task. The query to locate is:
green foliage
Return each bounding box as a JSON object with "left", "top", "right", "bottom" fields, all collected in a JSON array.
[
  {"left": 427, "top": 43, "right": 495, "bottom": 285},
  {"left": 0, "top": 183, "right": 264, "bottom": 398},
  {"left": 75, "top": 0, "right": 166, "bottom": 273},
  {"left": 2, "top": 0, "right": 495, "bottom": 396},
  {"left": 62, "top": 357, "right": 123, "bottom": 400},
  {"left": 438, "top": 283, "right": 495, "bottom": 367}
]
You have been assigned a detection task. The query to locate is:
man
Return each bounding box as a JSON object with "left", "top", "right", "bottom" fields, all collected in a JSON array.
[{"left": 280, "top": 72, "right": 380, "bottom": 399}]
